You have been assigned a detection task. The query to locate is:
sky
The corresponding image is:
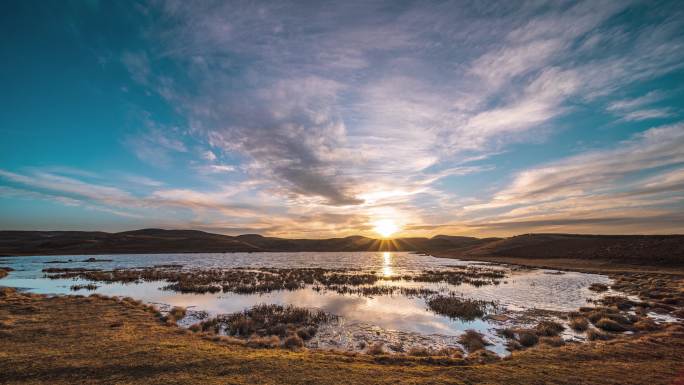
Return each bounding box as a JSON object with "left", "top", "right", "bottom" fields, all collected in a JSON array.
[{"left": 1, "top": 0, "right": 683, "bottom": 238}]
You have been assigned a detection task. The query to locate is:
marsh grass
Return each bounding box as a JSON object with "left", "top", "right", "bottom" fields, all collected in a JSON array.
[
  {"left": 539, "top": 336, "right": 565, "bottom": 347},
  {"left": 498, "top": 322, "right": 567, "bottom": 350},
  {"left": 517, "top": 331, "right": 539, "bottom": 347},
  {"left": 595, "top": 318, "right": 627, "bottom": 332},
  {"left": 570, "top": 317, "right": 589, "bottom": 331},
  {"left": 633, "top": 318, "right": 660, "bottom": 331},
  {"left": 70, "top": 284, "right": 99, "bottom": 291},
  {"left": 161, "top": 306, "right": 187, "bottom": 324},
  {"left": 587, "top": 328, "right": 613, "bottom": 341},
  {"left": 458, "top": 330, "right": 490, "bottom": 352},
  {"left": 534, "top": 320, "right": 565, "bottom": 336},
  {"left": 188, "top": 304, "right": 336, "bottom": 349},
  {"left": 410, "top": 267, "right": 506, "bottom": 287},
  {"left": 367, "top": 342, "right": 385, "bottom": 355},
  {"left": 588, "top": 283, "right": 609, "bottom": 292},
  {"left": 42, "top": 265, "right": 508, "bottom": 299},
  {"left": 245, "top": 335, "right": 281, "bottom": 348},
  {"left": 282, "top": 334, "right": 305, "bottom": 349},
  {"left": 426, "top": 295, "right": 497, "bottom": 321},
  {"left": 466, "top": 349, "right": 500, "bottom": 363}
]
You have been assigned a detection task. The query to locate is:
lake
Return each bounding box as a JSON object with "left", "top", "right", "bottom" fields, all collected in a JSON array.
[{"left": 0, "top": 251, "right": 616, "bottom": 355}]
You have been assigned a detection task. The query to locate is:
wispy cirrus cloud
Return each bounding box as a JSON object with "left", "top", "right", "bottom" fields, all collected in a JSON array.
[
  {"left": 460, "top": 123, "right": 684, "bottom": 234},
  {"left": 607, "top": 91, "right": 676, "bottom": 121}
]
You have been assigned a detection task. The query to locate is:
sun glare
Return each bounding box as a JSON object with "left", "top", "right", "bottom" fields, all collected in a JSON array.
[{"left": 373, "top": 219, "right": 399, "bottom": 238}]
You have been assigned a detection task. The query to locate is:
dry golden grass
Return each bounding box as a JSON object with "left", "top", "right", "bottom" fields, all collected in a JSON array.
[{"left": 1, "top": 285, "right": 683, "bottom": 384}]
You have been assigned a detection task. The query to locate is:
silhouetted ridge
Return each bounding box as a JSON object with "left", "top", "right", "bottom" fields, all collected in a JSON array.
[{"left": 0, "top": 230, "right": 681, "bottom": 266}]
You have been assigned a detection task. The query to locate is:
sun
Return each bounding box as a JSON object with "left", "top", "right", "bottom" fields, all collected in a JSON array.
[{"left": 373, "top": 219, "right": 399, "bottom": 238}]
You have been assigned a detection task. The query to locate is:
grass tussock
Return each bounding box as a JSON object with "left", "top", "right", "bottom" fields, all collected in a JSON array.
[
  {"left": 426, "top": 295, "right": 497, "bottom": 321},
  {"left": 587, "top": 328, "right": 613, "bottom": 341},
  {"left": 169, "top": 306, "right": 187, "bottom": 320},
  {"left": 458, "top": 330, "right": 490, "bottom": 353},
  {"left": 498, "top": 320, "right": 566, "bottom": 351},
  {"left": 161, "top": 306, "right": 187, "bottom": 324},
  {"left": 588, "top": 283, "right": 609, "bottom": 292},
  {"left": 245, "top": 335, "right": 281, "bottom": 348},
  {"left": 282, "top": 334, "right": 305, "bottom": 349},
  {"left": 534, "top": 320, "right": 565, "bottom": 336},
  {"left": 517, "top": 331, "right": 539, "bottom": 347},
  {"left": 466, "top": 349, "right": 500, "bottom": 364},
  {"left": 367, "top": 342, "right": 385, "bottom": 355},
  {"left": 406, "top": 346, "right": 463, "bottom": 358},
  {"left": 570, "top": 317, "right": 589, "bottom": 331},
  {"left": 633, "top": 319, "right": 661, "bottom": 332},
  {"left": 539, "top": 336, "right": 565, "bottom": 347},
  {"left": 188, "top": 304, "right": 336, "bottom": 349},
  {"left": 595, "top": 318, "right": 627, "bottom": 332}
]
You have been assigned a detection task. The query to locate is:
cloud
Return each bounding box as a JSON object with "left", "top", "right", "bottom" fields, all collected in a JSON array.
[
  {"left": 121, "top": 51, "right": 151, "bottom": 86},
  {"left": 109, "top": 0, "right": 684, "bottom": 234},
  {"left": 462, "top": 123, "right": 684, "bottom": 232},
  {"left": 621, "top": 108, "right": 675, "bottom": 121},
  {"left": 121, "top": 174, "right": 165, "bottom": 187},
  {"left": 607, "top": 91, "right": 667, "bottom": 112},
  {"left": 124, "top": 125, "right": 188, "bottom": 167},
  {"left": 606, "top": 91, "right": 676, "bottom": 121},
  {"left": 7, "top": 1, "right": 684, "bottom": 236}
]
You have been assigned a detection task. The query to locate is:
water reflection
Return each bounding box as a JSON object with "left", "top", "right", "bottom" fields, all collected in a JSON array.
[{"left": 382, "top": 251, "right": 394, "bottom": 277}]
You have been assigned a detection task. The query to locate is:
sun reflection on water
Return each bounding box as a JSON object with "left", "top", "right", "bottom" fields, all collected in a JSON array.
[{"left": 382, "top": 251, "right": 394, "bottom": 277}]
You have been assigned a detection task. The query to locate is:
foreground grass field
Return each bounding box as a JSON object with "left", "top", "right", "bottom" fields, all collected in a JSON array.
[{"left": 1, "top": 286, "right": 683, "bottom": 385}]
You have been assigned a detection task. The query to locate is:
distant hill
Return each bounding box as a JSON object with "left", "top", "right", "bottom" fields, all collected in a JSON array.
[
  {"left": 448, "top": 233, "right": 684, "bottom": 267},
  {"left": 0, "top": 230, "right": 682, "bottom": 266},
  {"left": 0, "top": 229, "right": 491, "bottom": 256}
]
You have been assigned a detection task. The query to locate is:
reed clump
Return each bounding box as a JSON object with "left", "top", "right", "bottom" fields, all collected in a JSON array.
[
  {"left": 534, "top": 320, "right": 565, "bottom": 337},
  {"left": 588, "top": 283, "right": 609, "bottom": 292},
  {"left": 458, "top": 330, "right": 490, "bottom": 352},
  {"left": 410, "top": 267, "right": 507, "bottom": 287},
  {"left": 70, "top": 284, "right": 99, "bottom": 291},
  {"left": 595, "top": 318, "right": 627, "bottom": 332},
  {"left": 569, "top": 317, "right": 589, "bottom": 331},
  {"left": 587, "top": 328, "right": 613, "bottom": 341},
  {"left": 517, "top": 331, "right": 539, "bottom": 347},
  {"left": 367, "top": 342, "right": 385, "bottom": 355},
  {"left": 188, "top": 304, "right": 336, "bottom": 349},
  {"left": 539, "top": 336, "right": 565, "bottom": 347},
  {"left": 426, "top": 295, "right": 497, "bottom": 321}
]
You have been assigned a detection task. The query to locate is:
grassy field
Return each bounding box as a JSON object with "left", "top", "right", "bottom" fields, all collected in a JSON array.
[{"left": 1, "top": 285, "right": 683, "bottom": 385}]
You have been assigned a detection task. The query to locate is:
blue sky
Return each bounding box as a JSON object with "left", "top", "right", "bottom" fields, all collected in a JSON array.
[{"left": 1, "top": 0, "right": 683, "bottom": 237}]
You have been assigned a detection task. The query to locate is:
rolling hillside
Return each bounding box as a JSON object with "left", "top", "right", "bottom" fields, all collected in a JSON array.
[{"left": 0, "top": 229, "right": 682, "bottom": 266}]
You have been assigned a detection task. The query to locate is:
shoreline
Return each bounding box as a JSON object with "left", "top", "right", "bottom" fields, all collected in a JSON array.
[{"left": 1, "top": 285, "right": 682, "bottom": 384}]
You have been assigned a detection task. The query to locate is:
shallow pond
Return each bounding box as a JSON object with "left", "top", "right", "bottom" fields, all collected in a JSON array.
[{"left": 0, "top": 252, "right": 615, "bottom": 355}]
